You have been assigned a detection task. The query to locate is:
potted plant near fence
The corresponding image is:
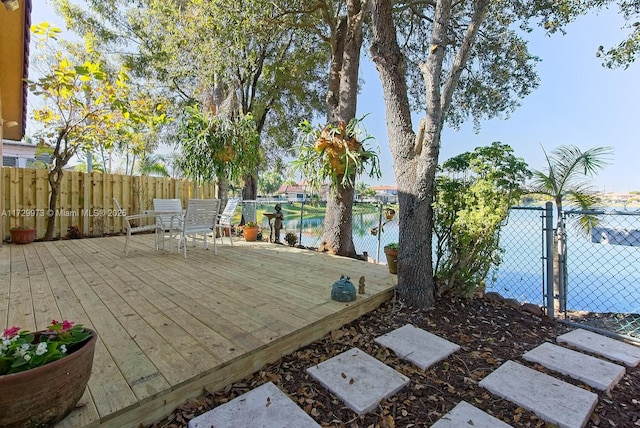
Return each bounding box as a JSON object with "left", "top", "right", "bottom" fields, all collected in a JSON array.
[
  {"left": 242, "top": 221, "right": 260, "bottom": 242},
  {"left": 384, "top": 243, "right": 399, "bottom": 274},
  {"left": 0, "top": 320, "right": 97, "bottom": 427},
  {"left": 9, "top": 225, "right": 37, "bottom": 244}
]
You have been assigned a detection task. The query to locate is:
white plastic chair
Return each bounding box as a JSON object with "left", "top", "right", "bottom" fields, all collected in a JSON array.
[
  {"left": 153, "top": 198, "right": 183, "bottom": 249},
  {"left": 216, "top": 198, "right": 239, "bottom": 246},
  {"left": 113, "top": 198, "right": 163, "bottom": 255},
  {"left": 172, "top": 199, "right": 220, "bottom": 258}
]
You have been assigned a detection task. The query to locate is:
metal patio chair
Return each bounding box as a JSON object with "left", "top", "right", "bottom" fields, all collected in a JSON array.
[
  {"left": 171, "top": 199, "right": 220, "bottom": 258},
  {"left": 113, "top": 198, "right": 163, "bottom": 255},
  {"left": 215, "top": 198, "right": 240, "bottom": 246}
]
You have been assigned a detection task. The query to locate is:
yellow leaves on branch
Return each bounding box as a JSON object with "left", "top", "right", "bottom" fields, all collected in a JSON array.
[{"left": 33, "top": 108, "right": 59, "bottom": 123}]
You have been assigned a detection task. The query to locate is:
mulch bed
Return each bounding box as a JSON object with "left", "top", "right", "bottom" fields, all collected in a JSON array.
[{"left": 147, "top": 297, "right": 640, "bottom": 428}]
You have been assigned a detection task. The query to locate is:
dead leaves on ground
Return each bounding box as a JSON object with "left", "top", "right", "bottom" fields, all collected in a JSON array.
[{"left": 147, "top": 299, "right": 639, "bottom": 428}]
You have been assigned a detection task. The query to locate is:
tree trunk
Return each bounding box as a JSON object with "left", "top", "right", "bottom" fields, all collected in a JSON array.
[
  {"left": 370, "top": 0, "right": 489, "bottom": 307},
  {"left": 45, "top": 169, "right": 64, "bottom": 241},
  {"left": 320, "top": 0, "right": 365, "bottom": 258},
  {"left": 242, "top": 174, "right": 257, "bottom": 201},
  {"left": 370, "top": 0, "right": 435, "bottom": 307},
  {"left": 319, "top": 180, "right": 356, "bottom": 255}
]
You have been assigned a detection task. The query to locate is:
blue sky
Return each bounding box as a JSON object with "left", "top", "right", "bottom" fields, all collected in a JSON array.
[
  {"left": 357, "top": 9, "right": 640, "bottom": 193},
  {"left": 30, "top": 3, "right": 639, "bottom": 193}
]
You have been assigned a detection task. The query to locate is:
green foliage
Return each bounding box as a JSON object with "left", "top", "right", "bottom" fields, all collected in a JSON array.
[
  {"left": 529, "top": 144, "right": 613, "bottom": 232},
  {"left": 284, "top": 232, "right": 298, "bottom": 247},
  {"left": 355, "top": 182, "right": 376, "bottom": 199},
  {"left": 176, "top": 104, "right": 262, "bottom": 183},
  {"left": 28, "top": 23, "right": 168, "bottom": 239},
  {"left": 385, "top": 242, "right": 398, "bottom": 250},
  {"left": 591, "top": 1, "right": 640, "bottom": 69},
  {"left": 0, "top": 320, "right": 92, "bottom": 375},
  {"left": 433, "top": 142, "right": 531, "bottom": 298},
  {"left": 258, "top": 171, "right": 284, "bottom": 196},
  {"left": 54, "top": 0, "right": 327, "bottom": 170},
  {"left": 292, "top": 116, "right": 381, "bottom": 191}
]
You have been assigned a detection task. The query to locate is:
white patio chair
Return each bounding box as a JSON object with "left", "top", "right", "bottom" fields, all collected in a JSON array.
[
  {"left": 215, "top": 198, "right": 240, "bottom": 246},
  {"left": 153, "top": 198, "right": 183, "bottom": 249},
  {"left": 113, "top": 198, "right": 163, "bottom": 255},
  {"left": 172, "top": 199, "right": 220, "bottom": 258}
]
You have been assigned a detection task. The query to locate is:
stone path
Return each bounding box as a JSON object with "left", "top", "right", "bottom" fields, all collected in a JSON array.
[
  {"left": 522, "top": 342, "right": 625, "bottom": 391},
  {"left": 187, "top": 382, "right": 320, "bottom": 428},
  {"left": 188, "top": 326, "right": 639, "bottom": 428},
  {"left": 374, "top": 323, "right": 460, "bottom": 369},
  {"left": 430, "top": 401, "right": 513, "bottom": 428},
  {"left": 479, "top": 360, "right": 599, "bottom": 428},
  {"left": 306, "top": 347, "right": 410, "bottom": 415},
  {"left": 557, "top": 328, "right": 640, "bottom": 367}
]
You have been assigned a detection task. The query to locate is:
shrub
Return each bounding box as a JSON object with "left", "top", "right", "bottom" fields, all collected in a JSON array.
[
  {"left": 284, "top": 232, "right": 298, "bottom": 247},
  {"left": 433, "top": 142, "right": 531, "bottom": 298},
  {"left": 65, "top": 225, "right": 83, "bottom": 240}
]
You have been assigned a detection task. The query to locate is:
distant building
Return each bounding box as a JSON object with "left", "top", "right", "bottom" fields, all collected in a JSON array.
[
  {"left": 371, "top": 185, "right": 398, "bottom": 203},
  {"left": 277, "top": 182, "right": 330, "bottom": 202},
  {"left": 2, "top": 140, "right": 49, "bottom": 167}
]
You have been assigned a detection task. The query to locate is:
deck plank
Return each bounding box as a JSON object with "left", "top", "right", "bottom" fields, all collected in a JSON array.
[{"left": 0, "top": 235, "right": 395, "bottom": 427}]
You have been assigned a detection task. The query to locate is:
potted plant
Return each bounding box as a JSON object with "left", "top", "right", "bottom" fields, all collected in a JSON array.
[
  {"left": 383, "top": 243, "right": 399, "bottom": 274},
  {"left": 243, "top": 221, "right": 260, "bottom": 242},
  {"left": 385, "top": 208, "right": 396, "bottom": 220},
  {"left": 0, "top": 320, "right": 96, "bottom": 427},
  {"left": 9, "top": 225, "right": 37, "bottom": 244}
]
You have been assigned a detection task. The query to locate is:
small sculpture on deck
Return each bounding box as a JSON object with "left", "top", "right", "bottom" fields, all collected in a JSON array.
[
  {"left": 358, "top": 276, "right": 365, "bottom": 294},
  {"left": 331, "top": 275, "right": 357, "bottom": 302},
  {"left": 264, "top": 204, "right": 284, "bottom": 243}
]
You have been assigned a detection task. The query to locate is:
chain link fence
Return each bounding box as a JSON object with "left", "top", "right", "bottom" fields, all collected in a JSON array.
[
  {"left": 255, "top": 201, "right": 399, "bottom": 262},
  {"left": 485, "top": 207, "right": 546, "bottom": 306},
  {"left": 563, "top": 210, "right": 640, "bottom": 338},
  {"left": 254, "top": 201, "right": 639, "bottom": 339}
]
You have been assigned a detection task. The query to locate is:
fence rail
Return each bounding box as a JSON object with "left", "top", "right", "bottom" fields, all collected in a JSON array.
[{"left": 1, "top": 168, "right": 216, "bottom": 241}]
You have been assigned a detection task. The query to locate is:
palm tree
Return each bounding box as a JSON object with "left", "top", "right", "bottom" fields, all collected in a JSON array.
[
  {"left": 529, "top": 145, "right": 613, "bottom": 314},
  {"left": 530, "top": 145, "right": 613, "bottom": 228},
  {"left": 134, "top": 153, "right": 169, "bottom": 177}
]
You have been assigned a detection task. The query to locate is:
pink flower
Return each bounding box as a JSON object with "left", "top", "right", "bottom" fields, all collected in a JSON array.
[
  {"left": 50, "top": 319, "right": 60, "bottom": 325},
  {"left": 61, "top": 320, "right": 74, "bottom": 332},
  {"left": 3, "top": 326, "right": 20, "bottom": 339}
]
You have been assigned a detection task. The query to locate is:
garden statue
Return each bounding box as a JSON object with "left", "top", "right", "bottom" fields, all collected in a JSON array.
[
  {"left": 264, "top": 204, "right": 284, "bottom": 243},
  {"left": 358, "top": 276, "right": 366, "bottom": 294}
]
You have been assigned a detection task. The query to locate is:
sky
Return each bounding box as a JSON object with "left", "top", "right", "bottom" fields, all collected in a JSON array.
[
  {"left": 356, "top": 9, "right": 640, "bottom": 193},
  {"left": 29, "top": 3, "right": 639, "bottom": 193}
]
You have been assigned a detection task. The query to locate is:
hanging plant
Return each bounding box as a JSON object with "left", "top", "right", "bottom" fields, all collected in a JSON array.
[{"left": 293, "top": 116, "right": 380, "bottom": 190}]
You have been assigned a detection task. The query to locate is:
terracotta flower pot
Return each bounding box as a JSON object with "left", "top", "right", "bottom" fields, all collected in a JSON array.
[
  {"left": 243, "top": 226, "right": 259, "bottom": 242},
  {"left": 384, "top": 246, "right": 398, "bottom": 274},
  {"left": 0, "top": 329, "right": 96, "bottom": 427},
  {"left": 10, "top": 228, "right": 36, "bottom": 244}
]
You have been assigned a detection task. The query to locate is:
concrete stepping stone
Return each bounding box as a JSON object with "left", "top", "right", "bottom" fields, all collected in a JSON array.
[
  {"left": 523, "top": 342, "right": 625, "bottom": 391},
  {"left": 306, "top": 347, "right": 410, "bottom": 415},
  {"left": 374, "top": 324, "right": 460, "bottom": 370},
  {"left": 557, "top": 329, "right": 640, "bottom": 367},
  {"left": 431, "top": 401, "right": 513, "bottom": 428},
  {"left": 188, "top": 382, "right": 320, "bottom": 428},
  {"left": 479, "top": 360, "right": 598, "bottom": 428}
]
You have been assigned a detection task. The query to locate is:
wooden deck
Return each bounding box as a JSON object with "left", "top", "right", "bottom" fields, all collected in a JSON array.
[{"left": 0, "top": 235, "right": 396, "bottom": 427}]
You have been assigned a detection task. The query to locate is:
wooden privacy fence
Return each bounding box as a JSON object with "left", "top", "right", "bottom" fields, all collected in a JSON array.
[{"left": 2, "top": 168, "right": 216, "bottom": 241}]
